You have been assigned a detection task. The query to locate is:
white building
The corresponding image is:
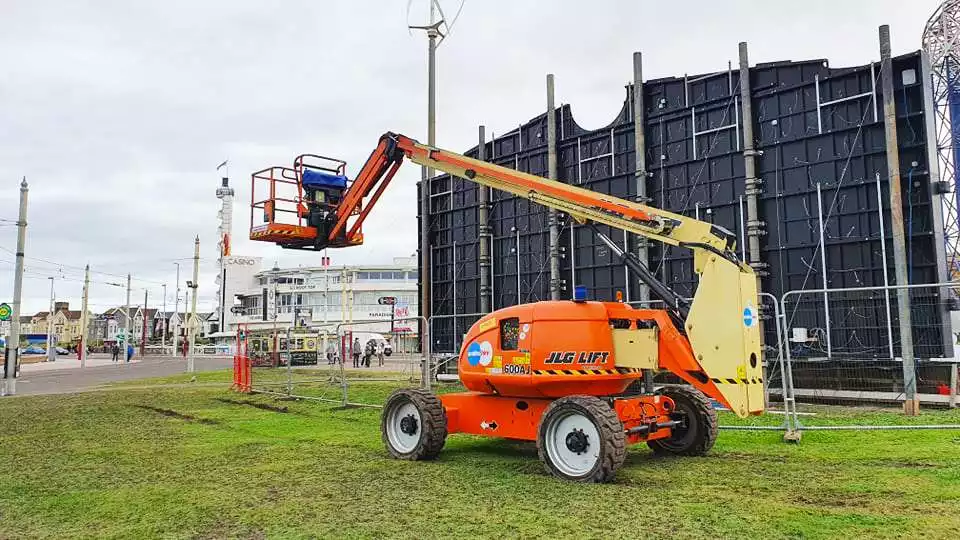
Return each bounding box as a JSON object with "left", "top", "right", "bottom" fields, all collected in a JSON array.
[
  {"left": 215, "top": 255, "right": 267, "bottom": 334},
  {"left": 223, "top": 256, "right": 419, "bottom": 339}
]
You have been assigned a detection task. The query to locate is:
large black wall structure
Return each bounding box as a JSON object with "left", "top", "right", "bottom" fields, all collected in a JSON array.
[{"left": 422, "top": 51, "right": 951, "bottom": 360}]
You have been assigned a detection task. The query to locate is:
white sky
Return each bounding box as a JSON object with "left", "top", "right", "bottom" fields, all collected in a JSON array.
[{"left": 0, "top": 0, "right": 941, "bottom": 314}]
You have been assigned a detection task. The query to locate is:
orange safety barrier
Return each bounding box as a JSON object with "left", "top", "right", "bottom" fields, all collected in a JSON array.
[
  {"left": 232, "top": 354, "right": 252, "bottom": 393},
  {"left": 232, "top": 324, "right": 252, "bottom": 393}
]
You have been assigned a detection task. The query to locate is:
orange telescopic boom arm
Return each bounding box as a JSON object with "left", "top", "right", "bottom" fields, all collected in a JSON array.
[{"left": 329, "top": 133, "right": 740, "bottom": 269}]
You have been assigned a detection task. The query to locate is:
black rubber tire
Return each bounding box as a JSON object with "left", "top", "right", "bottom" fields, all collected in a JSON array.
[
  {"left": 381, "top": 388, "right": 447, "bottom": 460},
  {"left": 647, "top": 386, "right": 718, "bottom": 456},
  {"left": 537, "top": 395, "right": 626, "bottom": 483}
]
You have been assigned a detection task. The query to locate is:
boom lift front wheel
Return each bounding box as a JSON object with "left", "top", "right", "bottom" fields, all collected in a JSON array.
[
  {"left": 647, "top": 386, "right": 718, "bottom": 456},
  {"left": 537, "top": 396, "right": 626, "bottom": 483},
  {"left": 381, "top": 388, "right": 448, "bottom": 460}
]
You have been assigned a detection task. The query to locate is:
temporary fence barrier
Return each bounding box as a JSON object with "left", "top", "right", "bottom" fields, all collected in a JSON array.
[
  {"left": 779, "top": 281, "right": 960, "bottom": 435},
  {"left": 232, "top": 316, "right": 430, "bottom": 409},
  {"left": 228, "top": 283, "right": 960, "bottom": 438}
]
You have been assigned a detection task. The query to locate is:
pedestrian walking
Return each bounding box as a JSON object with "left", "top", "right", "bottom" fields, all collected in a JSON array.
[
  {"left": 364, "top": 339, "right": 374, "bottom": 368},
  {"left": 376, "top": 341, "right": 385, "bottom": 367},
  {"left": 326, "top": 343, "right": 336, "bottom": 365},
  {"left": 352, "top": 337, "right": 361, "bottom": 368},
  {"left": 126, "top": 343, "right": 134, "bottom": 363},
  {"left": 111, "top": 343, "right": 119, "bottom": 363}
]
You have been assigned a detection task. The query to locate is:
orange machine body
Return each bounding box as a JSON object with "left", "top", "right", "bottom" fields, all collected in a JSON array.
[
  {"left": 453, "top": 300, "right": 722, "bottom": 401},
  {"left": 436, "top": 299, "right": 714, "bottom": 443}
]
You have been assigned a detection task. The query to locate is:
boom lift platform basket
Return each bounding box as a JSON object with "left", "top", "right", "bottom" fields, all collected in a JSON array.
[{"left": 250, "top": 154, "right": 366, "bottom": 250}]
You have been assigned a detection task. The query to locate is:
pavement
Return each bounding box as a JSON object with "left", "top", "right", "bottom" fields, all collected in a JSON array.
[{"left": 5, "top": 354, "right": 234, "bottom": 397}]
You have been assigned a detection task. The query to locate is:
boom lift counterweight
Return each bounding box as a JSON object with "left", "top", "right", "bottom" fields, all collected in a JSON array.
[{"left": 249, "top": 132, "right": 764, "bottom": 482}]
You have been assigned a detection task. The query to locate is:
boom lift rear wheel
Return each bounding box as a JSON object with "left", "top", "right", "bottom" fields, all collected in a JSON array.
[
  {"left": 381, "top": 388, "right": 447, "bottom": 460},
  {"left": 537, "top": 396, "right": 626, "bottom": 483},
  {"left": 647, "top": 386, "right": 717, "bottom": 456}
]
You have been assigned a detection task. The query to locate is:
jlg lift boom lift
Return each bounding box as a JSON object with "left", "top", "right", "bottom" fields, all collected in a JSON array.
[{"left": 250, "top": 132, "right": 764, "bottom": 482}]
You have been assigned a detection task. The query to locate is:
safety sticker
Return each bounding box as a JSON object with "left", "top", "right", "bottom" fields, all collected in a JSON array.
[
  {"left": 479, "top": 341, "right": 493, "bottom": 366},
  {"left": 467, "top": 342, "right": 482, "bottom": 366},
  {"left": 503, "top": 364, "right": 531, "bottom": 375},
  {"left": 492, "top": 355, "right": 502, "bottom": 368},
  {"left": 743, "top": 305, "right": 756, "bottom": 328},
  {"left": 477, "top": 318, "right": 497, "bottom": 333}
]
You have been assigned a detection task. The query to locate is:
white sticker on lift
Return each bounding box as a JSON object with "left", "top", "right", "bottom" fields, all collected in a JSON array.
[
  {"left": 522, "top": 324, "right": 530, "bottom": 332},
  {"left": 479, "top": 341, "right": 493, "bottom": 366}
]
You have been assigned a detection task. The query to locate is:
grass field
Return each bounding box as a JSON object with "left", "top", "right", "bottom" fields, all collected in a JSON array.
[{"left": 1, "top": 371, "right": 959, "bottom": 539}]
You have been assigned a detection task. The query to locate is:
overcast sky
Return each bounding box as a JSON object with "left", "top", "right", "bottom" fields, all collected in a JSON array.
[{"left": 0, "top": 0, "right": 940, "bottom": 314}]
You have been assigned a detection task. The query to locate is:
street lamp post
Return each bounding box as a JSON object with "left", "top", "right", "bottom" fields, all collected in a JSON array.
[
  {"left": 173, "top": 262, "right": 180, "bottom": 357},
  {"left": 46, "top": 277, "right": 55, "bottom": 362},
  {"left": 161, "top": 283, "right": 167, "bottom": 350}
]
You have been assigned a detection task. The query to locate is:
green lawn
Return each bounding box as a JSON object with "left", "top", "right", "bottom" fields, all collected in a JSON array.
[{"left": 1, "top": 371, "right": 959, "bottom": 539}]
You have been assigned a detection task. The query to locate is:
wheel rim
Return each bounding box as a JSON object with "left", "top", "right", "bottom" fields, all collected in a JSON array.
[
  {"left": 544, "top": 409, "right": 601, "bottom": 477},
  {"left": 386, "top": 400, "right": 422, "bottom": 453}
]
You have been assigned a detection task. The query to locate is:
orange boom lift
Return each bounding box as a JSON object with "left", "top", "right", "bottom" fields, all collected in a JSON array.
[{"left": 250, "top": 132, "right": 764, "bottom": 482}]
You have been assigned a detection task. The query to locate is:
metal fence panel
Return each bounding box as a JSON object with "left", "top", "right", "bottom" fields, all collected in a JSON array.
[{"left": 779, "top": 282, "right": 959, "bottom": 432}]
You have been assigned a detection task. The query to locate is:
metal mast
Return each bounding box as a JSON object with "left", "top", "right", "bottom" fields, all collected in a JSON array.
[{"left": 923, "top": 0, "right": 960, "bottom": 279}]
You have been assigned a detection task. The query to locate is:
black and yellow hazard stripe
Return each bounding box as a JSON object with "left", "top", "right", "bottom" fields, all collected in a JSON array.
[
  {"left": 710, "top": 377, "right": 764, "bottom": 385},
  {"left": 532, "top": 367, "right": 643, "bottom": 376}
]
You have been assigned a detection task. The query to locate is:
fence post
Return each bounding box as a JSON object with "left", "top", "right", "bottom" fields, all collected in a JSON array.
[
  {"left": 423, "top": 316, "right": 431, "bottom": 391},
  {"left": 760, "top": 293, "right": 789, "bottom": 427},
  {"left": 243, "top": 356, "right": 252, "bottom": 393},
  {"left": 779, "top": 292, "right": 801, "bottom": 441},
  {"left": 951, "top": 362, "right": 958, "bottom": 408},
  {"left": 285, "top": 325, "right": 294, "bottom": 396},
  {"left": 340, "top": 329, "right": 349, "bottom": 407}
]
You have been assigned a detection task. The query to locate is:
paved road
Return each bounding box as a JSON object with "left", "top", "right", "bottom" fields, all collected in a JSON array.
[{"left": 5, "top": 355, "right": 234, "bottom": 397}]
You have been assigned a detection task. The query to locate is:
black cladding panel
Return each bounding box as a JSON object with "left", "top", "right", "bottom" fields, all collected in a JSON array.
[{"left": 422, "top": 52, "right": 948, "bottom": 357}]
